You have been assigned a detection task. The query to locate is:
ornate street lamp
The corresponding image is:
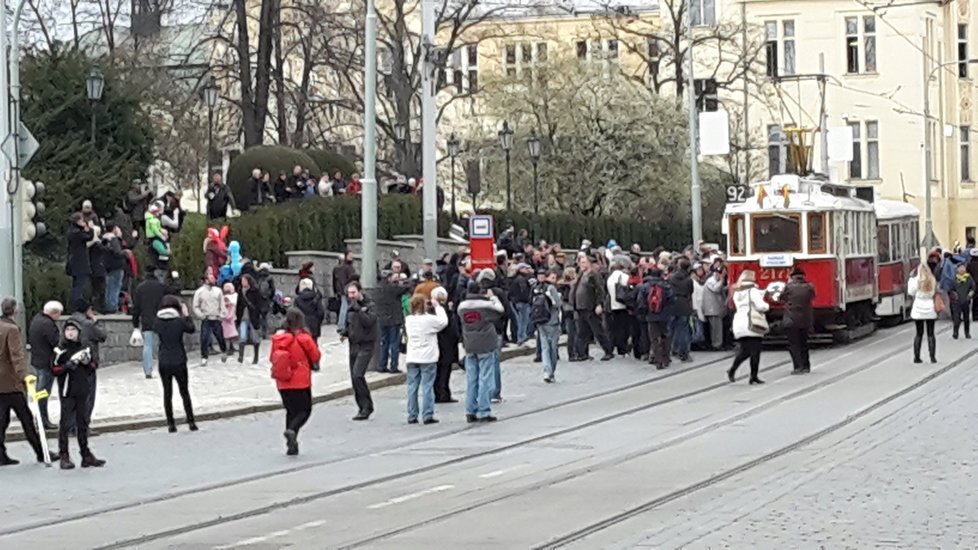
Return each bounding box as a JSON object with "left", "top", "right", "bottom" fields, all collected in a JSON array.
[
  {"left": 85, "top": 68, "right": 105, "bottom": 142},
  {"left": 203, "top": 75, "right": 220, "bottom": 175},
  {"left": 526, "top": 129, "right": 541, "bottom": 215},
  {"left": 447, "top": 133, "right": 461, "bottom": 219},
  {"left": 498, "top": 120, "right": 514, "bottom": 210}
]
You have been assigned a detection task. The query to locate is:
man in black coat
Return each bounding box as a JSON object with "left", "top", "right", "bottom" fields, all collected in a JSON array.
[
  {"left": 205, "top": 172, "right": 235, "bottom": 220},
  {"left": 570, "top": 255, "right": 614, "bottom": 361},
  {"left": 667, "top": 258, "right": 695, "bottom": 362},
  {"left": 780, "top": 267, "right": 816, "bottom": 374},
  {"left": 28, "top": 301, "right": 63, "bottom": 430},
  {"left": 344, "top": 282, "right": 377, "bottom": 421},
  {"left": 374, "top": 271, "right": 410, "bottom": 374},
  {"left": 66, "top": 213, "right": 94, "bottom": 307},
  {"left": 131, "top": 274, "right": 167, "bottom": 378}
]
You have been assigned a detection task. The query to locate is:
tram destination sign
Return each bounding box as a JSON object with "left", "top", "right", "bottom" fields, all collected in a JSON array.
[{"left": 760, "top": 254, "right": 794, "bottom": 268}]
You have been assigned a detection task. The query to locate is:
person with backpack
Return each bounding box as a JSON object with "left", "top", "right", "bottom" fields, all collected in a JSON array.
[
  {"left": 639, "top": 267, "right": 674, "bottom": 369},
  {"left": 270, "top": 308, "right": 321, "bottom": 455},
  {"left": 404, "top": 293, "right": 449, "bottom": 424},
  {"left": 154, "top": 295, "right": 198, "bottom": 433},
  {"left": 626, "top": 266, "right": 647, "bottom": 360},
  {"left": 533, "top": 269, "right": 563, "bottom": 383},
  {"left": 509, "top": 264, "right": 533, "bottom": 346},
  {"left": 606, "top": 259, "right": 633, "bottom": 356}
]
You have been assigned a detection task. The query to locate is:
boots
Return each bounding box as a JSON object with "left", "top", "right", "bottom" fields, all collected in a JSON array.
[
  {"left": 168, "top": 421, "right": 177, "bottom": 433},
  {"left": 60, "top": 453, "right": 75, "bottom": 470},
  {"left": 913, "top": 335, "right": 923, "bottom": 364},
  {"left": 928, "top": 336, "right": 937, "bottom": 363},
  {"left": 252, "top": 344, "right": 260, "bottom": 365},
  {"left": 81, "top": 453, "right": 106, "bottom": 468},
  {"left": 238, "top": 344, "right": 245, "bottom": 364},
  {"left": 0, "top": 452, "right": 19, "bottom": 466}
]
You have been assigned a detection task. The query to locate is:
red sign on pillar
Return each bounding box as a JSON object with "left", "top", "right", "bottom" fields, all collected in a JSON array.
[{"left": 469, "top": 215, "right": 495, "bottom": 272}]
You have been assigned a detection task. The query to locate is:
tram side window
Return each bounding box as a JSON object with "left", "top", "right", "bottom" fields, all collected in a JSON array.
[
  {"left": 878, "top": 224, "right": 891, "bottom": 263},
  {"left": 730, "top": 214, "right": 746, "bottom": 255},
  {"left": 892, "top": 222, "right": 903, "bottom": 261},
  {"left": 752, "top": 214, "right": 801, "bottom": 253},
  {"left": 808, "top": 212, "right": 826, "bottom": 253}
]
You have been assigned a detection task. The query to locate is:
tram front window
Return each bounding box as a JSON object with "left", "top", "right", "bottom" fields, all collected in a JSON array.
[{"left": 752, "top": 214, "right": 801, "bottom": 253}]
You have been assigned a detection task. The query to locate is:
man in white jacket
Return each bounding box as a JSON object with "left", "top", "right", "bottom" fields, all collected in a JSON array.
[
  {"left": 193, "top": 271, "right": 227, "bottom": 365},
  {"left": 606, "top": 260, "right": 632, "bottom": 356}
]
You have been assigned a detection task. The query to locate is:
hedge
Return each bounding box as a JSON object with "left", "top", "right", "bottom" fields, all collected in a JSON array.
[{"left": 305, "top": 150, "right": 356, "bottom": 179}]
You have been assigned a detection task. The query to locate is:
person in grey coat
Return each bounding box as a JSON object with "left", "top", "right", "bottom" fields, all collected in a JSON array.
[
  {"left": 458, "top": 276, "right": 505, "bottom": 423},
  {"left": 701, "top": 266, "right": 728, "bottom": 351}
]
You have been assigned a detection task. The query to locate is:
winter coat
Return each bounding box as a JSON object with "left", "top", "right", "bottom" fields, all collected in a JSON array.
[
  {"left": 940, "top": 259, "right": 958, "bottom": 292},
  {"left": 206, "top": 183, "right": 233, "bottom": 220},
  {"left": 149, "top": 237, "right": 170, "bottom": 271},
  {"left": 691, "top": 275, "right": 706, "bottom": 322},
  {"left": 732, "top": 285, "right": 770, "bottom": 340},
  {"left": 405, "top": 306, "right": 449, "bottom": 364},
  {"left": 294, "top": 289, "right": 325, "bottom": 339},
  {"left": 571, "top": 270, "right": 605, "bottom": 312},
  {"left": 668, "top": 268, "right": 694, "bottom": 317},
  {"left": 780, "top": 276, "right": 816, "bottom": 330},
  {"left": 908, "top": 276, "right": 938, "bottom": 320},
  {"left": 155, "top": 308, "right": 196, "bottom": 367},
  {"left": 270, "top": 330, "right": 321, "bottom": 391},
  {"left": 132, "top": 278, "right": 167, "bottom": 331},
  {"left": 0, "top": 318, "right": 28, "bottom": 393},
  {"left": 968, "top": 257, "right": 978, "bottom": 285},
  {"left": 144, "top": 211, "right": 162, "bottom": 241},
  {"left": 950, "top": 273, "right": 976, "bottom": 305},
  {"left": 69, "top": 312, "right": 107, "bottom": 367},
  {"left": 193, "top": 284, "right": 224, "bottom": 321},
  {"left": 701, "top": 274, "right": 728, "bottom": 317},
  {"left": 236, "top": 286, "right": 265, "bottom": 326},
  {"left": 65, "top": 224, "right": 94, "bottom": 277},
  {"left": 28, "top": 313, "right": 61, "bottom": 371},
  {"left": 375, "top": 280, "right": 410, "bottom": 327},
  {"left": 332, "top": 262, "right": 356, "bottom": 296},
  {"left": 102, "top": 234, "right": 126, "bottom": 273},
  {"left": 457, "top": 293, "right": 504, "bottom": 355},
  {"left": 606, "top": 270, "right": 630, "bottom": 311},
  {"left": 222, "top": 294, "right": 238, "bottom": 339},
  {"left": 89, "top": 239, "right": 107, "bottom": 278},
  {"left": 346, "top": 297, "right": 379, "bottom": 345},
  {"left": 509, "top": 274, "right": 531, "bottom": 304},
  {"left": 52, "top": 327, "right": 95, "bottom": 399},
  {"left": 205, "top": 242, "right": 228, "bottom": 275}
]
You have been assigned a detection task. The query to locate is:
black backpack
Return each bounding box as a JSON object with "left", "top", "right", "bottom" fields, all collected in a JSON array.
[
  {"left": 530, "top": 284, "right": 554, "bottom": 326},
  {"left": 615, "top": 283, "right": 638, "bottom": 311}
]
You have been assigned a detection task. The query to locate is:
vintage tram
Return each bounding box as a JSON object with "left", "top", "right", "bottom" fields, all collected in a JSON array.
[{"left": 722, "top": 174, "right": 920, "bottom": 342}]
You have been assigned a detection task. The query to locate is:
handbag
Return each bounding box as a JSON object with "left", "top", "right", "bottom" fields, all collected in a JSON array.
[
  {"left": 934, "top": 292, "right": 945, "bottom": 314},
  {"left": 129, "top": 328, "right": 144, "bottom": 347},
  {"left": 747, "top": 291, "right": 769, "bottom": 335}
]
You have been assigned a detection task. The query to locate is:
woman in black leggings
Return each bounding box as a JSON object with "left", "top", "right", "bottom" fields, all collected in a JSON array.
[
  {"left": 908, "top": 265, "right": 939, "bottom": 363},
  {"left": 728, "top": 270, "right": 770, "bottom": 384},
  {"left": 155, "top": 295, "right": 198, "bottom": 432}
]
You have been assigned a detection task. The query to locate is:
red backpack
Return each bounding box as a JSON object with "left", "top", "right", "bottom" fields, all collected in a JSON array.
[
  {"left": 270, "top": 346, "right": 294, "bottom": 382},
  {"left": 647, "top": 283, "right": 665, "bottom": 313}
]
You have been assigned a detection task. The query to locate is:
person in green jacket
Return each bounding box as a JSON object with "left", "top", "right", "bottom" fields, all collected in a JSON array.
[{"left": 145, "top": 202, "right": 163, "bottom": 241}]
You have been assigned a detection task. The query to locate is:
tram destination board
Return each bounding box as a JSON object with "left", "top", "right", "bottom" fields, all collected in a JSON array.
[{"left": 726, "top": 184, "right": 747, "bottom": 203}]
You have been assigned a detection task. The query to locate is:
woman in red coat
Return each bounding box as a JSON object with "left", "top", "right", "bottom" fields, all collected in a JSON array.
[{"left": 270, "top": 308, "right": 321, "bottom": 456}]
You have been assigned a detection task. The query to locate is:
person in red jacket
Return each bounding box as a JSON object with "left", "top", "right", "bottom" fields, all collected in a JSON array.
[{"left": 270, "top": 308, "right": 322, "bottom": 456}]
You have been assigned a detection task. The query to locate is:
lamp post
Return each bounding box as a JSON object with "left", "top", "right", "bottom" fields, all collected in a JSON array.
[
  {"left": 447, "top": 133, "right": 460, "bottom": 219},
  {"left": 498, "top": 121, "right": 514, "bottom": 210},
  {"left": 527, "top": 129, "right": 541, "bottom": 215},
  {"left": 202, "top": 75, "right": 219, "bottom": 213},
  {"left": 921, "top": 57, "right": 978, "bottom": 248},
  {"left": 85, "top": 68, "right": 104, "bottom": 143},
  {"left": 394, "top": 122, "right": 407, "bottom": 176}
]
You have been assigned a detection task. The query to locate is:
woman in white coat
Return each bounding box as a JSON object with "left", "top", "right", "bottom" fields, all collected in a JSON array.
[
  {"left": 727, "top": 270, "right": 770, "bottom": 385},
  {"left": 908, "top": 263, "right": 939, "bottom": 363},
  {"left": 404, "top": 293, "right": 449, "bottom": 424}
]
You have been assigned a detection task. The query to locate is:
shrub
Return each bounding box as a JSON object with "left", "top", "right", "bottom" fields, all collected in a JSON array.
[
  {"left": 305, "top": 150, "right": 356, "bottom": 179},
  {"left": 226, "top": 145, "right": 320, "bottom": 211}
]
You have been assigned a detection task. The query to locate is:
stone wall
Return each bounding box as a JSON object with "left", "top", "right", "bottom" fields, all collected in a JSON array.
[
  {"left": 344, "top": 238, "right": 420, "bottom": 273},
  {"left": 87, "top": 313, "right": 199, "bottom": 365},
  {"left": 285, "top": 251, "right": 364, "bottom": 298}
]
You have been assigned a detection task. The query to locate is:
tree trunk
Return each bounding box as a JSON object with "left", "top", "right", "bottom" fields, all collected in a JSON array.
[{"left": 272, "top": 6, "right": 289, "bottom": 145}]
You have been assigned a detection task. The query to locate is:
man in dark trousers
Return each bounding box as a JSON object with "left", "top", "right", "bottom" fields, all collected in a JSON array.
[
  {"left": 66, "top": 213, "right": 94, "bottom": 306},
  {"left": 205, "top": 171, "right": 235, "bottom": 220},
  {"left": 780, "top": 267, "right": 815, "bottom": 374},
  {"left": 0, "top": 298, "right": 55, "bottom": 465},
  {"left": 571, "top": 255, "right": 614, "bottom": 361},
  {"left": 343, "top": 282, "right": 378, "bottom": 421},
  {"left": 131, "top": 272, "right": 167, "bottom": 378},
  {"left": 29, "top": 301, "right": 63, "bottom": 430},
  {"left": 333, "top": 250, "right": 357, "bottom": 333}
]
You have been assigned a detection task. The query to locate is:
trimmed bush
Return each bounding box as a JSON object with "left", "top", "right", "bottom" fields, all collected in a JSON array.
[
  {"left": 305, "top": 150, "right": 356, "bottom": 178},
  {"left": 226, "top": 145, "right": 321, "bottom": 211}
]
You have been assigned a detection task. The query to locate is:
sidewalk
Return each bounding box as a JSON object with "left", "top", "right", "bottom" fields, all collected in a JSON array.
[{"left": 14, "top": 331, "right": 544, "bottom": 437}]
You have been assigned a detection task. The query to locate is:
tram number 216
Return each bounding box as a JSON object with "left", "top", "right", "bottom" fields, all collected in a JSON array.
[{"left": 726, "top": 184, "right": 747, "bottom": 203}]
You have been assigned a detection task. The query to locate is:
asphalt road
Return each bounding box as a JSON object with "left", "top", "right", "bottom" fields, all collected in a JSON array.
[{"left": 2, "top": 321, "right": 975, "bottom": 549}]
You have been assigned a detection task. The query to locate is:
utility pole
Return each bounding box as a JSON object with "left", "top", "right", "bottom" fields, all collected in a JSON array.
[
  {"left": 0, "top": 6, "right": 14, "bottom": 304},
  {"left": 740, "top": 1, "right": 750, "bottom": 186},
  {"left": 360, "top": 0, "right": 379, "bottom": 287},
  {"left": 686, "top": 8, "right": 703, "bottom": 245},
  {"left": 819, "top": 53, "right": 829, "bottom": 176},
  {"left": 420, "top": 0, "right": 438, "bottom": 261}
]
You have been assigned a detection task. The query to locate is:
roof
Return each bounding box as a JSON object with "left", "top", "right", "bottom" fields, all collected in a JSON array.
[
  {"left": 726, "top": 175, "right": 876, "bottom": 215},
  {"left": 874, "top": 199, "right": 920, "bottom": 221},
  {"left": 472, "top": 0, "right": 659, "bottom": 20}
]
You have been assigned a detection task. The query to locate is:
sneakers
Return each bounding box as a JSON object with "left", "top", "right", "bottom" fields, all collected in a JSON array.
[
  {"left": 465, "top": 414, "right": 478, "bottom": 423},
  {"left": 188, "top": 422, "right": 199, "bottom": 432},
  {"left": 478, "top": 416, "right": 498, "bottom": 423},
  {"left": 544, "top": 375, "right": 555, "bottom": 383},
  {"left": 200, "top": 358, "right": 209, "bottom": 367},
  {"left": 168, "top": 423, "right": 177, "bottom": 433},
  {"left": 423, "top": 418, "right": 440, "bottom": 425},
  {"left": 408, "top": 418, "right": 419, "bottom": 424}
]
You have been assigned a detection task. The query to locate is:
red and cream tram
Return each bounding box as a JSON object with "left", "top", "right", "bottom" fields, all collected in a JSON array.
[{"left": 722, "top": 175, "right": 920, "bottom": 342}]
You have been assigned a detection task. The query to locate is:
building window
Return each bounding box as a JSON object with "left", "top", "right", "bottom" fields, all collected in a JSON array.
[
  {"left": 765, "top": 20, "right": 795, "bottom": 77},
  {"left": 967, "top": 226, "right": 976, "bottom": 244},
  {"left": 768, "top": 125, "right": 787, "bottom": 177},
  {"left": 848, "top": 120, "right": 880, "bottom": 180},
  {"left": 537, "top": 42, "right": 548, "bottom": 62},
  {"left": 729, "top": 214, "right": 745, "bottom": 256},
  {"left": 606, "top": 39, "right": 619, "bottom": 60},
  {"left": 689, "top": 0, "right": 716, "bottom": 27},
  {"left": 576, "top": 40, "right": 587, "bottom": 60},
  {"left": 647, "top": 37, "right": 661, "bottom": 81},
  {"left": 504, "top": 42, "right": 548, "bottom": 84},
  {"left": 693, "top": 78, "right": 718, "bottom": 112},
  {"left": 963, "top": 126, "right": 972, "bottom": 181},
  {"left": 960, "top": 24, "right": 969, "bottom": 78},
  {"left": 447, "top": 44, "right": 479, "bottom": 92},
  {"left": 846, "top": 16, "right": 876, "bottom": 74}
]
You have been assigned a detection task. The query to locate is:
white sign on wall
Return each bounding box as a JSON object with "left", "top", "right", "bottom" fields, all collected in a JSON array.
[{"left": 698, "top": 111, "right": 730, "bottom": 156}]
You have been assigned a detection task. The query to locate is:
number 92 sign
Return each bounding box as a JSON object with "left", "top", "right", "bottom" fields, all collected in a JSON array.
[{"left": 726, "top": 184, "right": 747, "bottom": 203}]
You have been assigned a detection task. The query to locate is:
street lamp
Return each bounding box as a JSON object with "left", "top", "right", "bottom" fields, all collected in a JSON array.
[
  {"left": 394, "top": 122, "right": 407, "bottom": 175},
  {"left": 85, "top": 68, "right": 104, "bottom": 143},
  {"left": 447, "top": 133, "right": 460, "bottom": 219},
  {"left": 921, "top": 57, "right": 978, "bottom": 248},
  {"left": 394, "top": 122, "right": 407, "bottom": 142},
  {"left": 498, "top": 120, "right": 514, "bottom": 210},
  {"left": 203, "top": 75, "right": 219, "bottom": 175},
  {"left": 527, "top": 129, "right": 541, "bottom": 215}
]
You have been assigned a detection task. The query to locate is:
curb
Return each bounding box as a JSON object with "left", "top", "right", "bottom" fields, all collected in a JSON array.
[{"left": 8, "top": 342, "right": 543, "bottom": 441}]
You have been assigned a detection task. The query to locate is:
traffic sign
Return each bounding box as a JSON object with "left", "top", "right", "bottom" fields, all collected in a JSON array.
[
  {"left": 2, "top": 122, "right": 39, "bottom": 169},
  {"left": 726, "top": 184, "right": 748, "bottom": 203}
]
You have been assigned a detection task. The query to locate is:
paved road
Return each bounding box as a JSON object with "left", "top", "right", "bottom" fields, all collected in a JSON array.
[{"left": 2, "top": 321, "right": 975, "bottom": 549}]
